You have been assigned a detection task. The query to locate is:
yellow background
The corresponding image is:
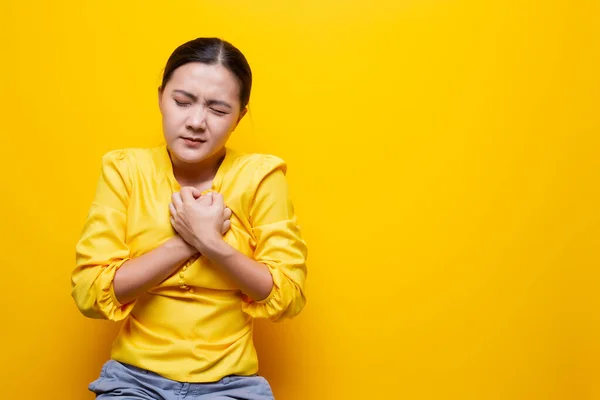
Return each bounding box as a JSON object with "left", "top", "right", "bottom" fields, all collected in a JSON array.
[{"left": 0, "top": 1, "right": 598, "bottom": 399}]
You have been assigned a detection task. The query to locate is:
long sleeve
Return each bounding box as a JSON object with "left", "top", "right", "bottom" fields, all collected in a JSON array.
[
  {"left": 241, "top": 157, "right": 308, "bottom": 322},
  {"left": 71, "top": 149, "right": 134, "bottom": 321}
]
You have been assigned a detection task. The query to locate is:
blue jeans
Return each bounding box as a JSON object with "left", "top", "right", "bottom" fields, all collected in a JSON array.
[{"left": 89, "top": 360, "right": 275, "bottom": 399}]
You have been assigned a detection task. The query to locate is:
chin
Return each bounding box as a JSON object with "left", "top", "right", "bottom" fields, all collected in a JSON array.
[{"left": 169, "top": 142, "right": 211, "bottom": 165}]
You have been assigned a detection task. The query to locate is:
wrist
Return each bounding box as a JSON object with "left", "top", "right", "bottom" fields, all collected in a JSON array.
[
  {"left": 167, "top": 236, "right": 197, "bottom": 258},
  {"left": 200, "top": 236, "right": 233, "bottom": 260}
]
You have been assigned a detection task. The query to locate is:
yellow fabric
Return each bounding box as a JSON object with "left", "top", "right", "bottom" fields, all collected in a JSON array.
[{"left": 71, "top": 145, "right": 308, "bottom": 382}]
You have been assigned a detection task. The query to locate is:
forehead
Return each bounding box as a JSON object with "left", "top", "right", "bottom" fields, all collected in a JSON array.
[{"left": 167, "top": 62, "right": 240, "bottom": 101}]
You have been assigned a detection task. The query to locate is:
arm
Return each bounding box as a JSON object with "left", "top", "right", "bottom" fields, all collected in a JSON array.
[
  {"left": 171, "top": 158, "right": 308, "bottom": 321},
  {"left": 71, "top": 150, "right": 196, "bottom": 320},
  {"left": 171, "top": 189, "right": 273, "bottom": 300},
  {"left": 239, "top": 163, "right": 308, "bottom": 321},
  {"left": 112, "top": 236, "right": 196, "bottom": 304},
  {"left": 201, "top": 234, "right": 274, "bottom": 302}
]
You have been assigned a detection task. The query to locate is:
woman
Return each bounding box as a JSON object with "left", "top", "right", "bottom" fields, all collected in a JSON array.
[{"left": 71, "top": 37, "right": 307, "bottom": 399}]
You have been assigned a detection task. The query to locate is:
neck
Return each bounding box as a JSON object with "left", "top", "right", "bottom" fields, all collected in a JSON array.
[{"left": 170, "top": 147, "right": 226, "bottom": 187}]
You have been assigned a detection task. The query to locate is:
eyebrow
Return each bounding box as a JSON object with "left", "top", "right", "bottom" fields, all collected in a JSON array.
[{"left": 172, "top": 89, "right": 233, "bottom": 110}]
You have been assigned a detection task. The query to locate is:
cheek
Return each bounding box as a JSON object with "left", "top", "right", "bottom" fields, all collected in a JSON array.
[
  {"left": 162, "top": 106, "right": 185, "bottom": 132},
  {"left": 210, "top": 116, "right": 237, "bottom": 134}
]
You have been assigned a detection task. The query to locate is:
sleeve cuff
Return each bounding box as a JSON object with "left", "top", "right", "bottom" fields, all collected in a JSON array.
[
  {"left": 243, "top": 263, "right": 278, "bottom": 305},
  {"left": 107, "top": 258, "right": 131, "bottom": 309}
]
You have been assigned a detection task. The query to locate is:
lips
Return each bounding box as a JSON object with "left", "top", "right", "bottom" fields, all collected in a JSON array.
[
  {"left": 182, "top": 137, "right": 206, "bottom": 143},
  {"left": 180, "top": 137, "right": 207, "bottom": 148}
]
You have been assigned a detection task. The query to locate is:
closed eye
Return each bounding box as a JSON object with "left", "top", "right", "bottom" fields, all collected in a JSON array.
[
  {"left": 174, "top": 99, "right": 192, "bottom": 107},
  {"left": 210, "top": 108, "right": 228, "bottom": 116}
]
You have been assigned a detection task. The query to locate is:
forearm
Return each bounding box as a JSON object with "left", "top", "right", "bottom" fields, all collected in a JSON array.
[
  {"left": 113, "top": 236, "right": 196, "bottom": 304},
  {"left": 201, "top": 238, "right": 274, "bottom": 301}
]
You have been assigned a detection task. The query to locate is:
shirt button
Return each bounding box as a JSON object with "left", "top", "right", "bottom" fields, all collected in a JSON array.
[
  {"left": 179, "top": 272, "right": 184, "bottom": 278},
  {"left": 182, "top": 266, "right": 188, "bottom": 271},
  {"left": 189, "top": 288, "right": 195, "bottom": 294},
  {"left": 180, "top": 285, "right": 188, "bottom": 290}
]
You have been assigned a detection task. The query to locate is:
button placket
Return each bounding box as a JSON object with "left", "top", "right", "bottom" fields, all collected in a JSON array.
[
  {"left": 179, "top": 256, "right": 199, "bottom": 292},
  {"left": 180, "top": 260, "right": 190, "bottom": 290}
]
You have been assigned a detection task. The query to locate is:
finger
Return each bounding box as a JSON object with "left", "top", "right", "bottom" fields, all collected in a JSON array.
[
  {"left": 180, "top": 187, "right": 196, "bottom": 204},
  {"left": 191, "top": 188, "right": 203, "bottom": 199},
  {"left": 169, "top": 203, "right": 177, "bottom": 217},
  {"left": 171, "top": 192, "right": 183, "bottom": 209},
  {"left": 221, "top": 220, "right": 231, "bottom": 235},
  {"left": 212, "top": 192, "right": 224, "bottom": 209},
  {"left": 223, "top": 207, "right": 232, "bottom": 220},
  {"left": 170, "top": 217, "right": 176, "bottom": 229},
  {"left": 199, "top": 191, "right": 213, "bottom": 205}
]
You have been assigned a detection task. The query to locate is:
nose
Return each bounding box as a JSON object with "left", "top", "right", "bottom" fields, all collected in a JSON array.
[{"left": 186, "top": 106, "right": 207, "bottom": 131}]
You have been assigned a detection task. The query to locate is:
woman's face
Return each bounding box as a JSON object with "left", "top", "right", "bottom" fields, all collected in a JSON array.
[{"left": 159, "top": 62, "right": 246, "bottom": 165}]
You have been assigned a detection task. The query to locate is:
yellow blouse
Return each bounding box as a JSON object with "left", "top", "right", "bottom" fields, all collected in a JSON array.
[{"left": 71, "top": 145, "right": 308, "bottom": 382}]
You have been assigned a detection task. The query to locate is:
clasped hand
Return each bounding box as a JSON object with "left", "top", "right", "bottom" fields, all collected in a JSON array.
[{"left": 169, "top": 187, "right": 232, "bottom": 254}]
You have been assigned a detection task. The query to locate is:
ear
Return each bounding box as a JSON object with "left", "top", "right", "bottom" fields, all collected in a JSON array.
[
  {"left": 158, "top": 86, "right": 164, "bottom": 112},
  {"left": 236, "top": 106, "right": 248, "bottom": 124}
]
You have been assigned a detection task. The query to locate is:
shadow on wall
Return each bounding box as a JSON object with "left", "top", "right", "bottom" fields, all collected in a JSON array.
[
  {"left": 253, "top": 318, "right": 302, "bottom": 392},
  {"left": 81, "top": 320, "right": 121, "bottom": 370}
]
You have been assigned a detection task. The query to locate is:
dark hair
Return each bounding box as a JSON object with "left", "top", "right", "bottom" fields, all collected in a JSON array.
[{"left": 160, "top": 37, "right": 252, "bottom": 110}]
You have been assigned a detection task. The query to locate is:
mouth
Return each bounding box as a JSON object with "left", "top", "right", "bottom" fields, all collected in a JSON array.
[{"left": 181, "top": 137, "right": 207, "bottom": 146}]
